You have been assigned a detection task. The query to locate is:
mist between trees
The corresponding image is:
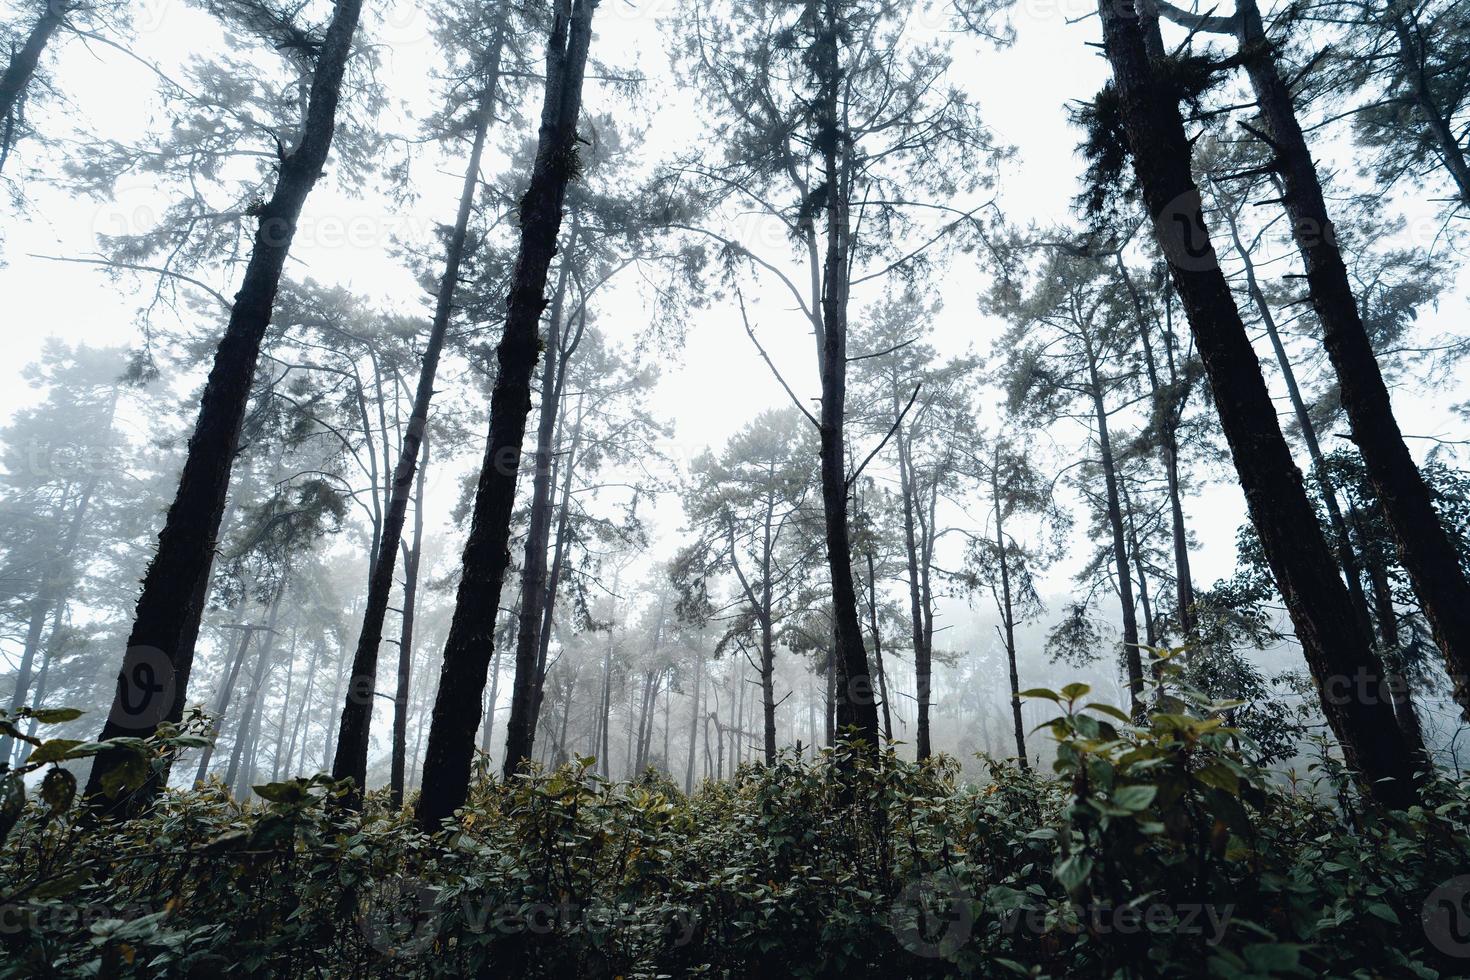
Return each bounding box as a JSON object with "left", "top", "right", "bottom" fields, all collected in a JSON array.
[{"left": 3, "top": 0, "right": 1470, "bottom": 976}]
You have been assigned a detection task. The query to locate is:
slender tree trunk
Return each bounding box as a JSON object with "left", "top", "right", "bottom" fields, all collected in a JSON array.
[
  {"left": 389, "top": 436, "right": 430, "bottom": 809},
  {"left": 195, "top": 618, "right": 254, "bottom": 784},
  {"left": 1116, "top": 254, "right": 1195, "bottom": 633},
  {"left": 1214, "top": 181, "right": 1378, "bottom": 639},
  {"left": 1096, "top": 0, "right": 1418, "bottom": 807},
  {"left": 683, "top": 655, "right": 702, "bottom": 793},
  {"left": 503, "top": 224, "right": 579, "bottom": 776},
  {"left": 283, "top": 635, "right": 320, "bottom": 780},
  {"left": 994, "top": 483, "right": 1028, "bottom": 770},
  {"left": 334, "top": 47, "right": 503, "bottom": 800},
  {"left": 271, "top": 626, "right": 299, "bottom": 781},
  {"left": 85, "top": 0, "right": 366, "bottom": 816},
  {"left": 1087, "top": 350, "right": 1144, "bottom": 717},
  {"left": 893, "top": 389, "right": 929, "bottom": 759},
  {"left": 416, "top": 0, "right": 599, "bottom": 832},
  {"left": 481, "top": 646, "right": 502, "bottom": 756},
  {"left": 864, "top": 550, "right": 893, "bottom": 742}
]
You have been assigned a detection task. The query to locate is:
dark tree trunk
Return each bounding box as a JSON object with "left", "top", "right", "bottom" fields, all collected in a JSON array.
[
  {"left": 683, "top": 655, "right": 702, "bottom": 792},
  {"left": 502, "top": 216, "right": 580, "bottom": 777},
  {"left": 334, "top": 49, "right": 501, "bottom": 800},
  {"left": 1097, "top": 0, "right": 1418, "bottom": 807},
  {"left": 1214, "top": 183, "right": 1377, "bottom": 638},
  {"left": 812, "top": 0, "right": 878, "bottom": 752},
  {"left": 389, "top": 435, "right": 430, "bottom": 809},
  {"left": 415, "top": 0, "right": 598, "bottom": 831},
  {"left": 84, "top": 0, "right": 366, "bottom": 816},
  {"left": 994, "top": 481, "right": 1028, "bottom": 770},
  {"left": 864, "top": 550, "right": 893, "bottom": 742},
  {"left": 0, "top": 1, "right": 67, "bottom": 135},
  {"left": 1235, "top": 0, "right": 1470, "bottom": 718},
  {"left": 892, "top": 385, "right": 929, "bottom": 758},
  {"left": 1086, "top": 349, "right": 1144, "bottom": 717},
  {"left": 1116, "top": 255, "right": 1195, "bottom": 634}
]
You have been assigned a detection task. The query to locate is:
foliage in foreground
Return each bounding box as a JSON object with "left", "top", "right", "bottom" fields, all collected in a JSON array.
[{"left": 2, "top": 679, "right": 1468, "bottom": 978}]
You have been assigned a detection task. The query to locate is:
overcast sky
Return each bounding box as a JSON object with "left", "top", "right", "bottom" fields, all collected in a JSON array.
[{"left": 3, "top": 0, "right": 1466, "bottom": 649}]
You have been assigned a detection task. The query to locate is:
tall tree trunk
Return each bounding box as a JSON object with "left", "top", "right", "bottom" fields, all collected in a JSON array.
[
  {"left": 531, "top": 395, "right": 585, "bottom": 732},
  {"left": 994, "top": 481, "right": 1028, "bottom": 770},
  {"left": 194, "top": 615, "right": 254, "bottom": 783},
  {"left": 864, "top": 550, "right": 893, "bottom": 742},
  {"left": 415, "top": 0, "right": 598, "bottom": 832},
  {"left": 334, "top": 46, "right": 502, "bottom": 800},
  {"left": 283, "top": 635, "right": 320, "bottom": 781},
  {"left": 813, "top": 0, "right": 878, "bottom": 751},
  {"left": 389, "top": 435, "right": 430, "bottom": 809},
  {"left": 1165, "top": 0, "right": 1470, "bottom": 718},
  {"left": 1096, "top": 0, "right": 1418, "bottom": 807},
  {"left": 1214, "top": 179, "right": 1378, "bottom": 640},
  {"left": 85, "top": 0, "right": 366, "bottom": 816},
  {"left": 1116, "top": 254, "right": 1195, "bottom": 633},
  {"left": 895, "top": 406, "right": 933, "bottom": 758},
  {"left": 683, "top": 655, "right": 702, "bottom": 793},
  {"left": 1086, "top": 348, "right": 1145, "bottom": 717},
  {"left": 0, "top": 1, "right": 68, "bottom": 132},
  {"left": 502, "top": 217, "right": 579, "bottom": 777},
  {"left": 270, "top": 626, "right": 299, "bottom": 781}
]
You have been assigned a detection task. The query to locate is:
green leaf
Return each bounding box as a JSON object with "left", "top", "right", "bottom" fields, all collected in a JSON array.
[
  {"left": 1060, "top": 682, "right": 1091, "bottom": 701},
  {"left": 1055, "top": 853, "right": 1093, "bottom": 894},
  {"left": 1018, "top": 688, "right": 1060, "bottom": 702},
  {"left": 1111, "top": 785, "right": 1157, "bottom": 812},
  {"left": 28, "top": 707, "right": 84, "bottom": 724},
  {"left": 27, "top": 738, "right": 84, "bottom": 765},
  {"left": 1085, "top": 702, "right": 1133, "bottom": 723},
  {"left": 1366, "top": 902, "right": 1400, "bottom": 925}
]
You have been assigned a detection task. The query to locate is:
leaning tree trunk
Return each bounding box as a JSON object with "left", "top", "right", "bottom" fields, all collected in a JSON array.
[
  {"left": 893, "top": 399, "right": 930, "bottom": 758},
  {"left": 389, "top": 435, "right": 430, "bottom": 810},
  {"left": 1213, "top": 180, "right": 1378, "bottom": 640},
  {"left": 1097, "top": 0, "right": 1418, "bottom": 807},
  {"left": 501, "top": 217, "right": 578, "bottom": 778},
  {"left": 1235, "top": 0, "right": 1470, "bottom": 718},
  {"left": 0, "top": 1, "right": 67, "bottom": 132},
  {"left": 415, "top": 0, "right": 598, "bottom": 831},
  {"left": 84, "top": 0, "right": 366, "bottom": 817},
  {"left": 333, "top": 52, "right": 503, "bottom": 801}
]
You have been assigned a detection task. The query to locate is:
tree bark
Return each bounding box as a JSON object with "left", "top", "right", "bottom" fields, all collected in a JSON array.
[
  {"left": 415, "top": 0, "right": 598, "bottom": 830},
  {"left": 84, "top": 0, "right": 366, "bottom": 816},
  {"left": 1097, "top": 0, "right": 1418, "bottom": 807},
  {"left": 683, "top": 655, "right": 702, "bottom": 792},
  {"left": 502, "top": 215, "right": 579, "bottom": 777},
  {"left": 812, "top": 0, "right": 879, "bottom": 752},
  {"left": 389, "top": 435, "right": 430, "bottom": 809},
  {"left": 0, "top": 1, "right": 68, "bottom": 132},
  {"left": 993, "top": 477, "right": 1028, "bottom": 770},
  {"left": 1388, "top": 12, "right": 1470, "bottom": 207},
  {"left": 864, "top": 549, "right": 893, "bottom": 742},
  {"left": 1086, "top": 346, "right": 1145, "bottom": 717},
  {"left": 333, "top": 44, "right": 502, "bottom": 800}
]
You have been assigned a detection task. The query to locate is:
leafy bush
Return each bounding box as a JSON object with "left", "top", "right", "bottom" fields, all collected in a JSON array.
[{"left": 2, "top": 673, "right": 1468, "bottom": 978}]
